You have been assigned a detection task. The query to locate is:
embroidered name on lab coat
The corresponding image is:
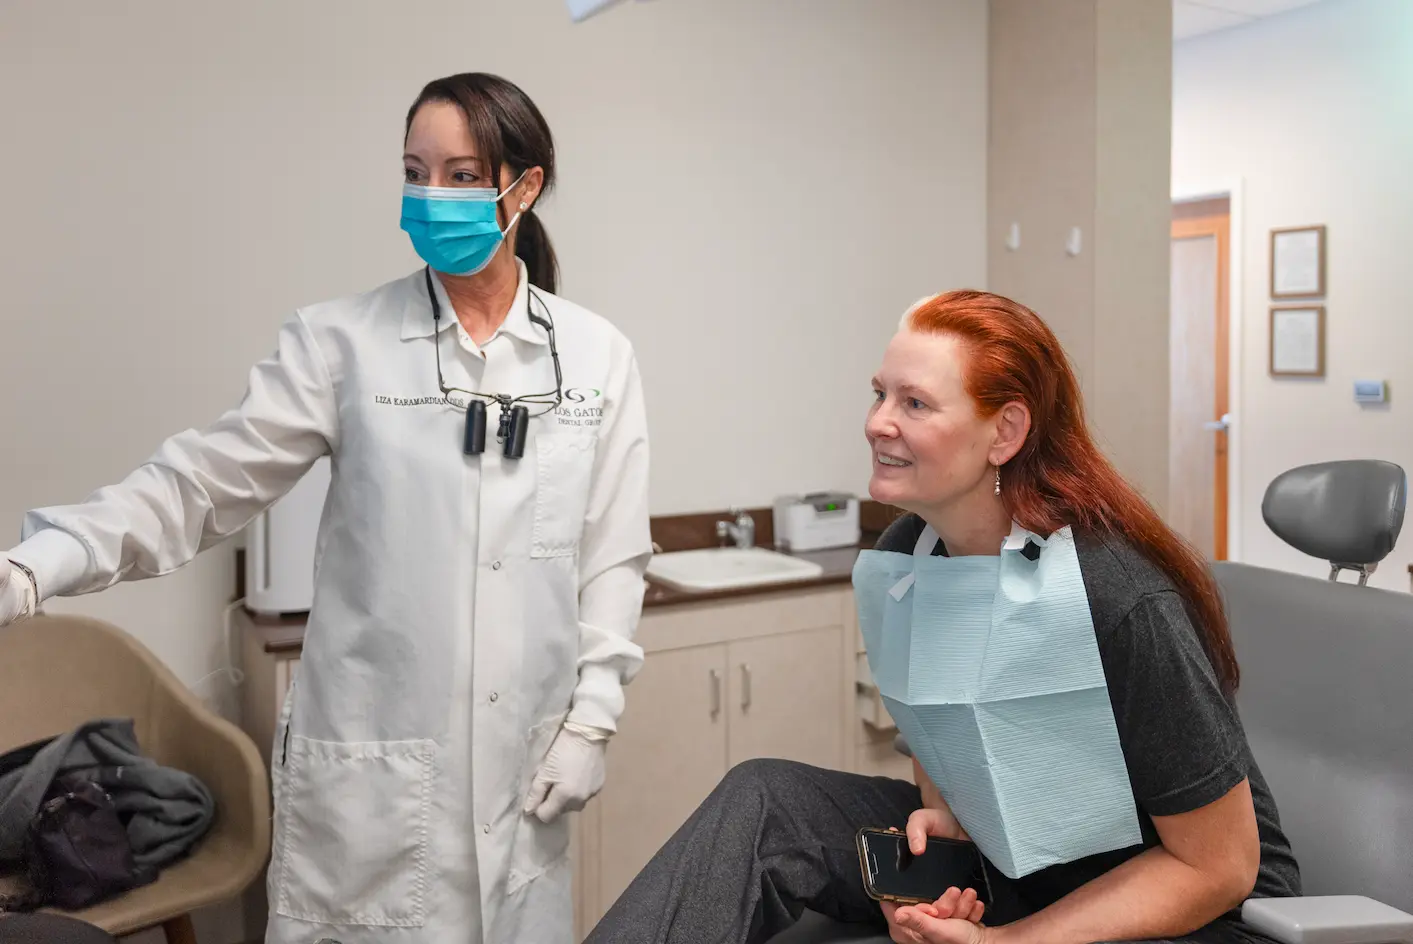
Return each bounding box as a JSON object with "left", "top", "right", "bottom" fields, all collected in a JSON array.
[
  {"left": 553, "top": 387, "right": 605, "bottom": 428},
  {"left": 553, "top": 405, "right": 604, "bottom": 428},
  {"left": 373, "top": 394, "right": 468, "bottom": 408}
]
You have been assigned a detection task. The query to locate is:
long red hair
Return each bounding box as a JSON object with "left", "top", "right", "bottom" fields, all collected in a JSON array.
[{"left": 905, "top": 290, "right": 1239, "bottom": 694}]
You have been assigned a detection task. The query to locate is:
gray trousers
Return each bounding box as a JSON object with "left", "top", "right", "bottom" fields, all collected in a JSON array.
[
  {"left": 583, "top": 759, "right": 1278, "bottom": 944},
  {"left": 0, "top": 914, "right": 119, "bottom": 943}
]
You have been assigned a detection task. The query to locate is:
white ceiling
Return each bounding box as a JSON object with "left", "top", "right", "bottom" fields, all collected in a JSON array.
[{"left": 1173, "top": 0, "right": 1327, "bottom": 41}]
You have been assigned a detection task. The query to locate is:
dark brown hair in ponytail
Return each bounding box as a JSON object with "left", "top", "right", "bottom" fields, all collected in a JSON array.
[{"left": 405, "top": 72, "right": 560, "bottom": 293}]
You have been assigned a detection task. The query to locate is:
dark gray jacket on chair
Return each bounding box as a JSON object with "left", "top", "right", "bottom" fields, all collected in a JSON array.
[{"left": 0, "top": 718, "right": 214, "bottom": 872}]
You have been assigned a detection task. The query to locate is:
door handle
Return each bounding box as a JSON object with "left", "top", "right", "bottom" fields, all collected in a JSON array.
[
  {"left": 1202, "top": 413, "right": 1232, "bottom": 432},
  {"left": 741, "top": 664, "right": 752, "bottom": 711},
  {"left": 709, "top": 669, "right": 721, "bottom": 720}
]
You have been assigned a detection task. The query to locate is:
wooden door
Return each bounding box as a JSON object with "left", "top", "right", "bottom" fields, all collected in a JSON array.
[
  {"left": 1170, "top": 197, "right": 1231, "bottom": 560},
  {"left": 726, "top": 627, "right": 845, "bottom": 770},
  {"left": 590, "top": 643, "right": 729, "bottom": 924}
]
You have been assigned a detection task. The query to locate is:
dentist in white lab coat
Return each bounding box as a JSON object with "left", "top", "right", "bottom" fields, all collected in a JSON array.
[{"left": 0, "top": 72, "right": 652, "bottom": 944}]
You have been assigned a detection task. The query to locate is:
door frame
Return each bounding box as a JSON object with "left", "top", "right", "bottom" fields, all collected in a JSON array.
[{"left": 1171, "top": 177, "right": 1245, "bottom": 562}]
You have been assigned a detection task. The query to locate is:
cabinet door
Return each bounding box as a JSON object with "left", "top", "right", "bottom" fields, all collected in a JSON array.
[
  {"left": 726, "top": 626, "right": 844, "bottom": 770},
  {"left": 592, "top": 643, "right": 729, "bottom": 923}
]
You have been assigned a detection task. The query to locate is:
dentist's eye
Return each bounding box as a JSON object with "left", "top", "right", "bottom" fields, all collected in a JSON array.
[
  {"left": 872, "top": 389, "right": 885, "bottom": 402},
  {"left": 404, "top": 167, "right": 421, "bottom": 182},
  {"left": 908, "top": 398, "right": 925, "bottom": 410}
]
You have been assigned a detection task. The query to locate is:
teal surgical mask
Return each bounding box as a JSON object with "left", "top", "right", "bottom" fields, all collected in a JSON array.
[{"left": 399, "top": 170, "right": 527, "bottom": 276}]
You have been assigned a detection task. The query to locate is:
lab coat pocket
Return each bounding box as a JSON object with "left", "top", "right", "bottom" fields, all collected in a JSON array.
[
  {"left": 509, "top": 714, "right": 572, "bottom": 894},
  {"left": 531, "top": 432, "right": 598, "bottom": 559},
  {"left": 272, "top": 735, "right": 435, "bottom": 928}
]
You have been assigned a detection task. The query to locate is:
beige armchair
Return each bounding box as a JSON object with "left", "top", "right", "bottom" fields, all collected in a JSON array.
[{"left": 0, "top": 613, "right": 271, "bottom": 943}]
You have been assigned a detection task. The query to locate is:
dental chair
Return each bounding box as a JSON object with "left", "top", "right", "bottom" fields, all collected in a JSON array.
[
  {"left": 1215, "top": 459, "right": 1412, "bottom": 942},
  {"left": 774, "top": 459, "right": 1413, "bottom": 944},
  {"left": 1260, "top": 459, "right": 1406, "bottom": 586}
]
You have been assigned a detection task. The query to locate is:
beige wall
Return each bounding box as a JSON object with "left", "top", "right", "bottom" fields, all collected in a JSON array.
[
  {"left": 988, "top": 0, "right": 1173, "bottom": 511},
  {"left": 988, "top": 0, "right": 1098, "bottom": 374},
  {"left": 1173, "top": 0, "right": 1413, "bottom": 589},
  {"left": 0, "top": 3, "right": 986, "bottom": 939},
  {"left": 1092, "top": 0, "right": 1174, "bottom": 510}
]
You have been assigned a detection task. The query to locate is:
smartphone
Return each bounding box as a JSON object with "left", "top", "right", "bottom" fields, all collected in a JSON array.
[{"left": 856, "top": 827, "right": 993, "bottom": 906}]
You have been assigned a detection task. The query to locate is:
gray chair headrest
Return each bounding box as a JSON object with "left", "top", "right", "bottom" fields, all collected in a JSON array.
[{"left": 1262, "top": 460, "right": 1406, "bottom": 566}]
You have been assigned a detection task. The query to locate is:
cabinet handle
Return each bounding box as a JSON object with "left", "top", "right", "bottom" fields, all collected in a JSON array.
[
  {"left": 709, "top": 669, "right": 721, "bottom": 719},
  {"left": 741, "top": 664, "right": 752, "bottom": 711}
]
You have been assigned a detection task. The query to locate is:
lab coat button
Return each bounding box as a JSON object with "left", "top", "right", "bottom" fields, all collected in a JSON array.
[
  {"left": 489, "top": 692, "right": 499, "bottom": 702},
  {"left": 483, "top": 824, "right": 491, "bottom": 834},
  {"left": 492, "top": 560, "right": 502, "bottom": 571}
]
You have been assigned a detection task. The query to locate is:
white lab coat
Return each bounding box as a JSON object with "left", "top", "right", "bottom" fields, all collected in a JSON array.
[{"left": 9, "top": 261, "right": 652, "bottom": 944}]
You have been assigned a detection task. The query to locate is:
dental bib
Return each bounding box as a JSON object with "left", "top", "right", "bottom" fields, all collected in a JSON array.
[{"left": 852, "top": 520, "right": 1143, "bottom": 879}]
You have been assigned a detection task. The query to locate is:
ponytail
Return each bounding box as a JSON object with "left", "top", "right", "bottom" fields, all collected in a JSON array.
[{"left": 515, "top": 209, "right": 559, "bottom": 294}]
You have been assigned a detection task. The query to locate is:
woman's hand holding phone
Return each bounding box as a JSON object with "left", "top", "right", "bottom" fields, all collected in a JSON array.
[
  {"left": 906, "top": 807, "right": 969, "bottom": 853},
  {"left": 913, "top": 757, "right": 970, "bottom": 844}
]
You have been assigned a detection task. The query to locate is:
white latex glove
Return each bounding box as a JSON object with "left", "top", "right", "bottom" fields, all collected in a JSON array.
[
  {"left": 522, "top": 723, "right": 609, "bottom": 824},
  {"left": 0, "top": 559, "right": 37, "bottom": 627}
]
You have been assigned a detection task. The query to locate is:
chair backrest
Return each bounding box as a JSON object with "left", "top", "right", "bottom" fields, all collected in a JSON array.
[
  {"left": 1213, "top": 561, "right": 1413, "bottom": 912},
  {"left": 1261, "top": 459, "right": 1406, "bottom": 583},
  {"left": 0, "top": 615, "right": 184, "bottom": 761}
]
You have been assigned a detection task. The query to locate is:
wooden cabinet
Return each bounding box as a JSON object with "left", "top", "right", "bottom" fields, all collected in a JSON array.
[{"left": 573, "top": 586, "right": 855, "bottom": 935}]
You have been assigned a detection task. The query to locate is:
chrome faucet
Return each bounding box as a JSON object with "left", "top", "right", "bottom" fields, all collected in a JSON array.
[{"left": 716, "top": 508, "right": 756, "bottom": 548}]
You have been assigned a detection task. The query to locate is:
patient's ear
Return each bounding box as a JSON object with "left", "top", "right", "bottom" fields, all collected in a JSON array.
[{"left": 990, "top": 402, "right": 1030, "bottom": 466}]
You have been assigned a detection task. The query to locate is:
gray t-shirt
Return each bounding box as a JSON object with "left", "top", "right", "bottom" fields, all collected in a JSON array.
[{"left": 876, "top": 514, "right": 1301, "bottom": 915}]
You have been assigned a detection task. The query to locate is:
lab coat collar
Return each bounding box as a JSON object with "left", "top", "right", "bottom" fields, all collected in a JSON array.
[{"left": 400, "top": 258, "right": 547, "bottom": 346}]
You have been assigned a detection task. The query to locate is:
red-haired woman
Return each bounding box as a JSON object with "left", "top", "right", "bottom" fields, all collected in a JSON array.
[{"left": 585, "top": 291, "right": 1301, "bottom": 944}]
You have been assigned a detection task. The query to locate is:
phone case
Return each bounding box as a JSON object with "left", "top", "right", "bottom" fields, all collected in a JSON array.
[
  {"left": 855, "top": 827, "right": 993, "bottom": 906},
  {"left": 855, "top": 827, "right": 932, "bottom": 905}
]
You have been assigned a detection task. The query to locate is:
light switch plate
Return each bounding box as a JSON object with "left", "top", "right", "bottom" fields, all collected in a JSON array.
[{"left": 1353, "top": 380, "right": 1388, "bottom": 403}]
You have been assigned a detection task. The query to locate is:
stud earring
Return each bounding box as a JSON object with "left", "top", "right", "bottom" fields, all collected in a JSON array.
[
  {"left": 519, "top": 202, "right": 529, "bottom": 211},
  {"left": 994, "top": 465, "right": 1002, "bottom": 496}
]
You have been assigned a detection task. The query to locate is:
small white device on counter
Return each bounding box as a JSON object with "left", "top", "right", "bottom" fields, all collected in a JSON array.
[
  {"left": 244, "top": 457, "right": 331, "bottom": 616},
  {"left": 772, "top": 492, "right": 861, "bottom": 552}
]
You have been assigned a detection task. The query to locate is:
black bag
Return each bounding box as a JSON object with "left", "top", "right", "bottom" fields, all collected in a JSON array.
[{"left": 1, "top": 776, "right": 153, "bottom": 913}]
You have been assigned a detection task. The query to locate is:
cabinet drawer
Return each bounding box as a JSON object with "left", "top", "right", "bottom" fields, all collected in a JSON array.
[{"left": 854, "top": 653, "right": 896, "bottom": 733}]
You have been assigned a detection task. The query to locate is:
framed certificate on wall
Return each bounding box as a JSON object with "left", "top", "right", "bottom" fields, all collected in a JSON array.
[
  {"left": 1269, "top": 306, "right": 1325, "bottom": 377},
  {"left": 1270, "top": 225, "right": 1326, "bottom": 298}
]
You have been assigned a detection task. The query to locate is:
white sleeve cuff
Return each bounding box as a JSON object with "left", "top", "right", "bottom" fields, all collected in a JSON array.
[
  {"left": 7, "top": 528, "right": 93, "bottom": 601},
  {"left": 567, "top": 663, "right": 628, "bottom": 732},
  {"left": 563, "top": 720, "right": 612, "bottom": 742}
]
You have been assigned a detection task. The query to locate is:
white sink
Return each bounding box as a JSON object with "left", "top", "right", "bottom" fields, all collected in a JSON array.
[{"left": 646, "top": 546, "right": 825, "bottom": 593}]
